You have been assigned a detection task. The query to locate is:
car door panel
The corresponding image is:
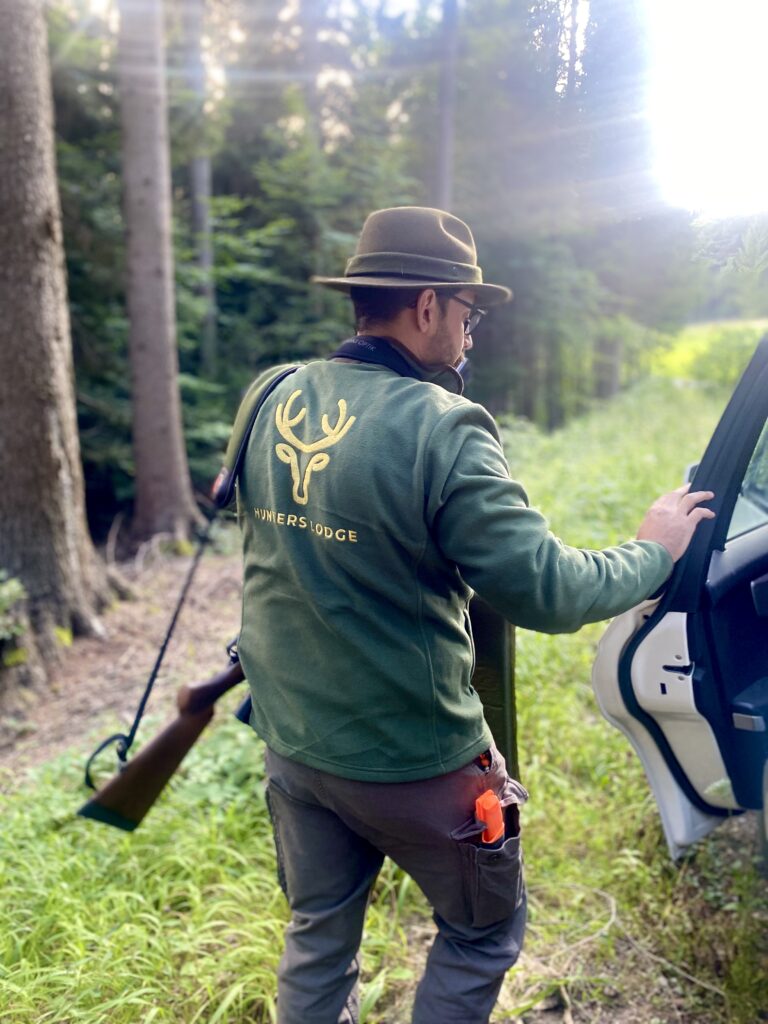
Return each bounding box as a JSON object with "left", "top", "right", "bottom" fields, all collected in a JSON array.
[
  {"left": 630, "top": 612, "right": 737, "bottom": 810},
  {"left": 593, "top": 336, "right": 768, "bottom": 857},
  {"left": 593, "top": 601, "right": 725, "bottom": 859}
]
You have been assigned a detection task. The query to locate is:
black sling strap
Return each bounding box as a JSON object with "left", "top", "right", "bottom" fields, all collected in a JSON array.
[{"left": 211, "top": 365, "right": 301, "bottom": 510}]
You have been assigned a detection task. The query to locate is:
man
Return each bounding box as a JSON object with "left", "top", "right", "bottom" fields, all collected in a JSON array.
[{"left": 234, "top": 206, "right": 714, "bottom": 1023}]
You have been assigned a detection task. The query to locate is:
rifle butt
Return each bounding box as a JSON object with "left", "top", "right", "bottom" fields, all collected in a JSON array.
[{"left": 78, "top": 705, "right": 214, "bottom": 831}]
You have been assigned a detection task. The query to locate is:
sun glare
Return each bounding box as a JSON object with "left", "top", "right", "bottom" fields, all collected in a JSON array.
[{"left": 646, "top": 0, "right": 768, "bottom": 219}]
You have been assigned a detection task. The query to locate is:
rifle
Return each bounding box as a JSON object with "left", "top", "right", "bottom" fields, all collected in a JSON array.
[
  {"left": 78, "top": 367, "right": 295, "bottom": 833},
  {"left": 78, "top": 660, "right": 245, "bottom": 831}
]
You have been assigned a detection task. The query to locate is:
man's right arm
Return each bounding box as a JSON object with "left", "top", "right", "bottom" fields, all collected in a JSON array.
[{"left": 426, "top": 406, "right": 713, "bottom": 634}]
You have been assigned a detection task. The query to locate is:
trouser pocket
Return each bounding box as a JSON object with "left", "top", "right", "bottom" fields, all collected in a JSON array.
[
  {"left": 455, "top": 805, "right": 524, "bottom": 929},
  {"left": 265, "top": 783, "right": 290, "bottom": 899}
]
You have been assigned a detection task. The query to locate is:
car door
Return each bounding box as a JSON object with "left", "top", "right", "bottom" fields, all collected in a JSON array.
[{"left": 593, "top": 335, "right": 768, "bottom": 860}]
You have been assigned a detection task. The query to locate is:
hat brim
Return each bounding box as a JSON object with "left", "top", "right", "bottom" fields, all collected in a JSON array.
[{"left": 312, "top": 275, "right": 512, "bottom": 305}]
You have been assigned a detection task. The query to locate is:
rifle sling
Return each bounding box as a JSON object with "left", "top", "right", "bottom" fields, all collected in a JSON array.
[{"left": 83, "top": 524, "right": 213, "bottom": 789}]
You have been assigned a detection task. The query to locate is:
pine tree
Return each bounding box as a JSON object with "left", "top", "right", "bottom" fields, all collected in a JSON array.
[
  {"left": 0, "top": 0, "right": 109, "bottom": 675},
  {"left": 117, "top": 0, "right": 200, "bottom": 540}
]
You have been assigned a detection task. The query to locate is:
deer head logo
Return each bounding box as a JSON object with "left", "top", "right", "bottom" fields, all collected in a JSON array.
[{"left": 274, "top": 389, "right": 356, "bottom": 505}]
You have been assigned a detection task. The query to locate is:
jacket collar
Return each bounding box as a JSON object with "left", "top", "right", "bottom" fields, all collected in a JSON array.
[{"left": 329, "top": 335, "right": 464, "bottom": 395}]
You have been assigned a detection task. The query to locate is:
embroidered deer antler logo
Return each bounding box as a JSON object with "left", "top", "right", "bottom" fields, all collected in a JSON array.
[{"left": 274, "top": 389, "right": 356, "bottom": 505}]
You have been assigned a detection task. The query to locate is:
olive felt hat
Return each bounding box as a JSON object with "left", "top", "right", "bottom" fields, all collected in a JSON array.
[{"left": 312, "top": 206, "right": 512, "bottom": 305}]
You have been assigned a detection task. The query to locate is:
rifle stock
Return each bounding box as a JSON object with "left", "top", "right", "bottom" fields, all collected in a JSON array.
[{"left": 78, "top": 661, "right": 246, "bottom": 831}]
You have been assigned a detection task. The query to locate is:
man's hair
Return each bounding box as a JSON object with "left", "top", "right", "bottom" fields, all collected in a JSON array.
[{"left": 350, "top": 286, "right": 454, "bottom": 333}]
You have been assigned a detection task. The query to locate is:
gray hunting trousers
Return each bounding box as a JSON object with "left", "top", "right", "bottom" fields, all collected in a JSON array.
[{"left": 264, "top": 744, "right": 528, "bottom": 1024}]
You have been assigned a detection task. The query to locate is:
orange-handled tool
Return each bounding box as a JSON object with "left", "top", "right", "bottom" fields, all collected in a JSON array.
[{"left": 475, "top": 789, "right": 504, "bottom": 845}]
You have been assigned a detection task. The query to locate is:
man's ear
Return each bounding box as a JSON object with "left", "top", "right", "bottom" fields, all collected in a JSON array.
[{"left": 414, "top": 289, "right": 438, "bottom": 334}]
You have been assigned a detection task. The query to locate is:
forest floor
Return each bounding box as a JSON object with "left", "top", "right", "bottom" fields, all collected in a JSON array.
[{"left": 0, "top": 543, "right": 244, "bottom": 774}]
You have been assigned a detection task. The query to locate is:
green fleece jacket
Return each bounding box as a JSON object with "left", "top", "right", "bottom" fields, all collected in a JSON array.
[{"left": 236, "top": 357, "right": 672, "bottom": 781}]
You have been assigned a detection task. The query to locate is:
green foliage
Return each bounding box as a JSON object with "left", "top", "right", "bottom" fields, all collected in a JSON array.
[
  {"left": 655, "top": 321, "right": 766, "bottom": 390},
  {"left": 49, "top": 4, "right": 132, "bottom": 537},
  {"left": 723, "top": 218, "right": 768, "bottom": 318},
  {"left": 0, "top": 572, "right": 26, "bottom": 646},
  {"left": 696, "top": 215, "right": 768, "bottom": 321},
  {"left": 47, "top": 0, "right": 717, "bottom": 536},
  {"left": 577, "top": 211, "right": 707, "bottom": 334},
  {"left": 471, "top": 239, "right": 606, "bottom": 426},
  {"left": 1, "top": 647, "right": 29, "bottom": 669},
  {"left": 54, "top": 627, "right": 74, "bottom": 649}
]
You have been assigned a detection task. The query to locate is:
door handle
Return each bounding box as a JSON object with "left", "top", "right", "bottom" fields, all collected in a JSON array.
[{"left": 662, "top": 663, "right": 694, "bottom": 675}]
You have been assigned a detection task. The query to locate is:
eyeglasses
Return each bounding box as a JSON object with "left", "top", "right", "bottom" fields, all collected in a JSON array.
[{"left": 450, "top": 295, "right": 487, "bottom": 335}]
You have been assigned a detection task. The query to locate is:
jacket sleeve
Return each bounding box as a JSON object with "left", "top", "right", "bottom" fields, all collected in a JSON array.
[{"left": 425, "top": 403, "right": 673, "bottom": 633}]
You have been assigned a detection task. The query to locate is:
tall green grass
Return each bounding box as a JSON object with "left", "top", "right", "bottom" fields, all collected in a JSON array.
[
  {"left": 654, "top": 321, "right": 767, "bottom": 390},
  {"left": 2, "top": 344, "right": 766, "bottom": 1022},
  {"left": 500, "top": 361, "right": 766, "bottom": 1023},
  {"left": 0, "top": 717, "right": 420, "bottom": 1023}
]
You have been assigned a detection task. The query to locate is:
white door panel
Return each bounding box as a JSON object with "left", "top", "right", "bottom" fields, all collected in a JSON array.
[
  {"left": 630, "top": 614, "right": 737, "bottom": 811},
  {"left": 593, "top": 604, "right": 724, "bottom": 857}
]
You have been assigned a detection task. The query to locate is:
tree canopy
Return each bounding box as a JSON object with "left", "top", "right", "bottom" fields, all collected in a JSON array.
[{"left": 32, "top": 0, "right": 768, "bottom": 534}]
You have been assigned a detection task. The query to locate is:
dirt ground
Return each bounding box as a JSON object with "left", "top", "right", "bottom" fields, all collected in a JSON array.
[
  {"left": 0, "top": 546, "right": 245, "bottom": 773},
  {"left": 1, "top": 548, "right": 764, "bottom": 1023}
]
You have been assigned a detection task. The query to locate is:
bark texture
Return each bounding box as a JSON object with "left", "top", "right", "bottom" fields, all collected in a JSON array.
[
  {"left": 182, "top": 0, "right": 217, "bottom": 377},
  {"left": 117, "top": 0, "right": 199, "bottom": 540},
  {"left": 0, "top": 0, "right": 108, "bottom": 670}
]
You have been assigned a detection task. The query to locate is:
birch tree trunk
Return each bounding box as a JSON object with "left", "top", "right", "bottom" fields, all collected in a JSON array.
[
  {"left": 117, "top": 0, "right": 199, "bottom": 541},
  {"left": 0, "top": 0, "right": 108, "bottom": 672}
]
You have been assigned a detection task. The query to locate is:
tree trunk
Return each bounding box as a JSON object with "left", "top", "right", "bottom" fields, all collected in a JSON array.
[
  {"left": 0, "top": 0, "right": 109, "bottom": 670},
  {"left": 190, "top": 153, "right": 217, "bottom": 376},
  {"left": 435, "top": 0, "right": 459, "bottom": 210},
  {"left": 594, "top": 335, "right": 622, "bottom": 398},
  {"left": 544, "top": 336, "right": 565, "bottom": 430},
  {"left": 566, "top": 0, "right": 579, "bottom": 101},
  {"left": 117, "top": 0, "right": 199, "bottom": 541},
  {"left": 182, "top": 0, "right": 217, "bottom": 377},
  {"left": 299, "top": 0, "right": 327, "bottom": 318},
  {"left": 515, "top": 335, "right": 539, "bottom": 422}
]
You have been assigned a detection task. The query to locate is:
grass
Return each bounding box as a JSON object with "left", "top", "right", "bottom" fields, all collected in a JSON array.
[
  {"left": 654, "top": 320, "right": 767, "bottom": 391},
  {"left": 497, "top": 326, "right": 768, "bottom": 1023},
  {"left": 1, "top": 326, "right": 767, "bottom": 1022},
  {"left": 0, "top": 716, "right": 422, "bottom": 1023}
]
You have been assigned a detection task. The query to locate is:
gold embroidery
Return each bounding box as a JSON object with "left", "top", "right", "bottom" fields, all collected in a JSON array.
[
  {"left": 252, "top": 506, "right": 359, "bottom": 542},
  {"left": 274, "top": 389, "right": 356, "bottom": 505}
]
